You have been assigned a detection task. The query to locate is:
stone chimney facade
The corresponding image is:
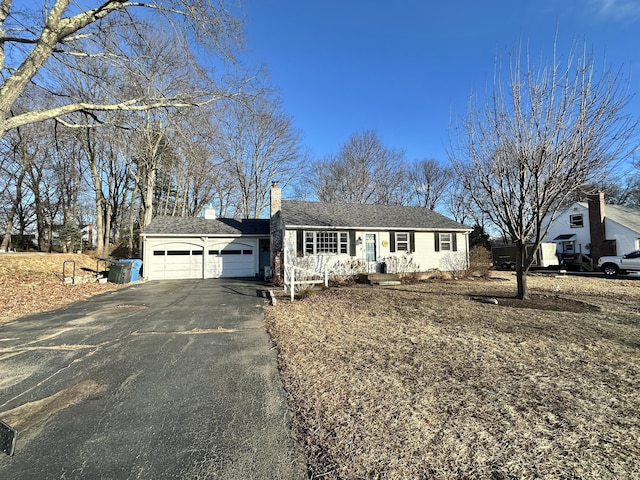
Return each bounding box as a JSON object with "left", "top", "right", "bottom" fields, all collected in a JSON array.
[
  {"left": 270, "top": 182, "right": 284, "bottom": 283},
  {"left": 270, "top": 182, "right": 281, "bottom": 218}
]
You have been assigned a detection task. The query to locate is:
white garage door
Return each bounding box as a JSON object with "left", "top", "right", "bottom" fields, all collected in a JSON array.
[
  {"left": 147, "top": 240, "right": 256, "bottom": 280},
  {"left": 205, "top": 242, "right": 255, "bottom": 278},
  {"left": 148, "top": 243, "right": 204, "bottom": 280}
]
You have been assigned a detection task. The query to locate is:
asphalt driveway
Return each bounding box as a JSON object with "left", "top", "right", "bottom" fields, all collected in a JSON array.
[{"left": 0, "top": 279, "right": 306, "bottom": 479}]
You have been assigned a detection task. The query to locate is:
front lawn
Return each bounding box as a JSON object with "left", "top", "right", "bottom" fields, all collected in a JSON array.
[{"left": 265, "top": 274, "right": 639, "bottom": 479}]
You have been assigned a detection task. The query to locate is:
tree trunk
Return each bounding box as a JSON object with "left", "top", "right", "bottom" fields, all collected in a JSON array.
[
  {"left": 1, "top": 220, "right": 13, "bottom": 251},
  {"left": 1, "top": 168, "right": 26, "bottom": 251},
  {"left": 141, "top": 163, "right": 157, "bottom": 229},
  {"left": 515, "top": 243, "right": 529, "bottom": 300},
  {"left": 127, "top": 182, "right": 139, "bottom": 257}
]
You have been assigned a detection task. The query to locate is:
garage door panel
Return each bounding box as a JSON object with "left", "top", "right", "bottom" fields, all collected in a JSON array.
[
  {"left": 205, "top": 242, "right": 255, "bottom": 278},
  {"left": 147, "top": 243, "right": 203, "bottom": 280}
]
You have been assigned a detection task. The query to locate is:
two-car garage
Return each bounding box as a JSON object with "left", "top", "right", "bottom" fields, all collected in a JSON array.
[
  {"left": 140, "top": 216, "right": 270, "bottom": 281},
  {"left": 147, "top": 241, "right": 256, "bottom": 280}
]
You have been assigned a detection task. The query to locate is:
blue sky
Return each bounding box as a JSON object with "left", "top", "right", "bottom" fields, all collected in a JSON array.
[{"left": 238, "top": 0, "right": 640, "bottom": 165}]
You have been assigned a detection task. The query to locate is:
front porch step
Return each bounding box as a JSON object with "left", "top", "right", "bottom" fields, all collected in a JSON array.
[{"left": 357, "top": 273, "right": 401, "bottom": 285}]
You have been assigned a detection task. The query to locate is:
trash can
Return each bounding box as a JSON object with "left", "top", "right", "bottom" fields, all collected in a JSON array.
[
  {"left": 119, "top": 259, "right": 143, "bottom": 282},
  {"left": 108, "top": 262, "right": 133, "bottom": 284}
]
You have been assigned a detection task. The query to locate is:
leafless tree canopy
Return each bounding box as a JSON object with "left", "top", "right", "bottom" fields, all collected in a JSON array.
[
  {"left": 0, "top": 1, "right": 305, "bottom": 255},
  {"left": 214, "top": 95, "right": 305, "bottom": 218},
  {"left": 0, "top": 0, "right": 243, "bottom": 137},
  {"left": 407, "top": 158, "right": 454, "bottom": 210},
  {"left": 449, "top": 43, "right": 638, "bottom": 298},
  {"left": 308, "top": 129, "right": 407, "bottom": 205}
]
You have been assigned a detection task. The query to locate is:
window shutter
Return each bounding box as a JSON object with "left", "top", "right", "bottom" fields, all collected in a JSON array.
[
  {"left": 434, "top": 232, "right": 440, "bottom": 252},
  {"left": 297, "top": 229, "right": 304, "bottom": 257},
  {"left": 409, "top": 232, "right": 415, "bottom": 253},
  {"left": 389, "top": 231, "right": 396, "bottom": 252},
  {"left": 452, "top": 233, "right": 458, "bottom": 252},
  {"left": 349, "top": 231, "right": 356, "bottom": 256}
]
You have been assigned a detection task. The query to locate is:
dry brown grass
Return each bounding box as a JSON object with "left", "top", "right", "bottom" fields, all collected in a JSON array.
[
  {"left": 0, "top": 253, "right": 128, "bottom": 324},
  {"left": 265, "top": 273, "right": 640, "bottom": 479}
]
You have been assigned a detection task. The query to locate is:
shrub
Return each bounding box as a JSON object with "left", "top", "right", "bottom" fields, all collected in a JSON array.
[
  {"left": 442, "top": 251, "right": 470, "bottom": 279},
  {"left": 469, "top": 245, "right": 492, "bottom": 278},
  {"left": 296, "top": 286, "right": 315, "bottom": 300}
]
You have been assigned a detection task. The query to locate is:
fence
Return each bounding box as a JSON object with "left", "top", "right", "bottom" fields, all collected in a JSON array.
[{"left": 283, "top": 264, "right": 328, "bottom": 302}]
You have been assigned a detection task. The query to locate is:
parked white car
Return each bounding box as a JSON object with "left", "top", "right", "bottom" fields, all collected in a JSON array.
[{"left": 597, "top": 250, "right": 640, "bottom": 276}]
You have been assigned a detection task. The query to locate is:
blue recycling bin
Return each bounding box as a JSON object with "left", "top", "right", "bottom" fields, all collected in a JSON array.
[{"left": 119, "top": 259, "right": 143, "bottom": 282}]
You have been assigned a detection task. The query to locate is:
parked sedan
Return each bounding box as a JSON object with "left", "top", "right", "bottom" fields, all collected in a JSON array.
[{"left": 597, "top": 250, "right": 640, "bottom": 276}]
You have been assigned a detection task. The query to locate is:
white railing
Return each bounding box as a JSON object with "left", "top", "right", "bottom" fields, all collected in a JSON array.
[{"left": 283, "top": 265, "right": 328, "bottom": 302}]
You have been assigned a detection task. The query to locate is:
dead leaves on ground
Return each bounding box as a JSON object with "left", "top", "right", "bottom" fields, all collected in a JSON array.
[{"left": 0, "top": 275, "right": 126, "bottom": 324}]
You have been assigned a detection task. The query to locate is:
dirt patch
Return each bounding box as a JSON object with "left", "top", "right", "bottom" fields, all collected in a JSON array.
[
  {"left": 471, "top": 293, "right": 600, "bottom": 312},
  {"left": 266, "top": 275, "right": 640, "bottom": 479}
]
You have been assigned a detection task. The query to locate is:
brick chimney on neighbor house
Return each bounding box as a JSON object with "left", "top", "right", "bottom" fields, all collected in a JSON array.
[
  {"left": 587, "top": 192, "right": 606, "bottom": 261},
  {"left": 270, "top": 182, "right": 283, "bottom": 282}
]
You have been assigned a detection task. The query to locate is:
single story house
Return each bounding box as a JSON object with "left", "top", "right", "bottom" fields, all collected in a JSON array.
[
  {"left": 141, "top": 183, "right": 472, "bottom": 280},
  {"left": 542, "top": 192, "right": 640, "bottom": 261},
  {"left": 269, "top": 184, "right": 472, "bottom": 280}
]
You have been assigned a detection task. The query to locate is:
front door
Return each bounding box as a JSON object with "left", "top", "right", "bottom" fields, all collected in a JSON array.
[{"left": 365, "top": 234, "right": 377, "bottom": 272}]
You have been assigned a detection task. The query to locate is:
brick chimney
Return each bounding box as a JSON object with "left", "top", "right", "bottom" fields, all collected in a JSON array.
[
  {"left": 270, "top": 182, "right": 283, "bottom": 282},
  {"left": 270, "top": 182, "right": 281, "bottom": 218},
  {"left": 587, "top": 192, "right": 606, "bottom": 261}
]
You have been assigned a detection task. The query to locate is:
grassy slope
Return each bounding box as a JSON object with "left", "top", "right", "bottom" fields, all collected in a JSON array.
[{"left": 0, "top": 252, "right": 103, "bottom": 277}]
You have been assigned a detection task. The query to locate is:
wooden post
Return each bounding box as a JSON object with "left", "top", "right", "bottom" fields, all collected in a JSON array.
[{"left": 290, "top": 267, "right": 295, "bottom": 302}]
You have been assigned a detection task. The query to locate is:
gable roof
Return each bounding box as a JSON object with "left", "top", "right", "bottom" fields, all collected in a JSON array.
[
  {"left": 575, "top": 201, "right": 640, "bottom": 233},
  {"left": 280, "top": 200, "right": 470, "bottom": 231},
  {"left": 142, "top": 216, "right": 270, "bottom": 236},
  {"left": 603, "top": 204, "right": 640, "bottom": 233}
]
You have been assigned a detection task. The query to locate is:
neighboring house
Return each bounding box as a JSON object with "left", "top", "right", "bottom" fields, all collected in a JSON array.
[
  {"left": 269, "top": 183, "right": 472, "bottom": 280},
  {"left": 140, "top": 184, "right": 472, "bottom": 281},
  {"left": 542, "top": 192, "right": 640, "bottom": 262}
]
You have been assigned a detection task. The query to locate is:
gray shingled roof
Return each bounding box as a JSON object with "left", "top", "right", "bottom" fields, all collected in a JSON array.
[
  {"left": 576, "top": 202, "right": 640, "bottom": 234},
  {"left": 280, "top": 200, "right": 470, "bottom": 231},
  {"left": 604, "top": 204, "right": 640, "bottom": 233},
  {"left": 142, "top": 216, "right": 270, "bottom": 236}
]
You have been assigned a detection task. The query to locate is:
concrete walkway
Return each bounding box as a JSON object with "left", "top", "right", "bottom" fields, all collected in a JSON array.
[{"left": 0, "top": 279, "right": 306, "bottom": 479}]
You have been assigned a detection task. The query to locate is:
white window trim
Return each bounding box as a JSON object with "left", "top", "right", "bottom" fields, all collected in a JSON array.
[
  {"left": 395, "top": 232, "right": 410, "bottom": 252},
  {"left": 569, "top": 214, "right": 584, "bottom": 228},
  {"left": 305, "top": 230, "right": 349, "bottom": 255},
  {"left": 439, "top": 232, "right": 452, "bottom": 251}
]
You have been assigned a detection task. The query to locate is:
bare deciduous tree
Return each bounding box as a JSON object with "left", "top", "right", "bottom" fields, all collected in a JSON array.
[
  {"left": 449, "top": 43, "right": 638, "bottom": 299},
  {"left": 308, "top": 129, "right": 407, "bottom": 205},
  {"left": 215, "top": 95, "right": 304, "bottom": 218},
  {"left": 407, "top": 158, "right": 454, "bottom": 210},
  {"left": 0, "top": 0, "right": 242, "bottom": 138}
]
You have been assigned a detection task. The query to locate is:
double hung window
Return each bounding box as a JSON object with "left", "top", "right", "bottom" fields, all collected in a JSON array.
[
  {"left": 570, "top": 214, "right": 584, "bottom": 228},
  {"left": 305, "top": 231, "right": 349, "bottom": 254},
  {"left": 395, "top": 232, "right": 410, "bottom": 251}
]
